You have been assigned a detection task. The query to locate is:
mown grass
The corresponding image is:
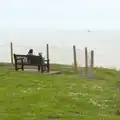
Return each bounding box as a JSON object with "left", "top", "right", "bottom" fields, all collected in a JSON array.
[{"left": 0, "top": 64, "right": 120, "bottom": 119}]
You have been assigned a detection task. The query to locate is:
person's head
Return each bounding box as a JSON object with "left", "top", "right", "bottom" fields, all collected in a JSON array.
[
  {"left": 38, "top": 52, "right": 42, "bottom": 56},
  {"left": 28, "top": 49, "right": 33, "bottom": 54}
]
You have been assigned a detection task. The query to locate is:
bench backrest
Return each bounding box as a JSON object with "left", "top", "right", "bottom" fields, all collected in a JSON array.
[{"left": 14, "top": 54, "right": 42, "bottom": 66}]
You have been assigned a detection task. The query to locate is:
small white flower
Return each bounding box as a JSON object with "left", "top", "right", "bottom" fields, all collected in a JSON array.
[
  {"left": 28, "top": 88, "right": 32, "bottom": 91},
  {"left": 71, "top": 83, "right": 77, "bottom": 86},
  {"left": 27, "top": 112, "right": 31, "bottom": 116},
  {"left": 37, "top": 87, "right": 41, "bottom": 90},
  {"left": 12, "top": 92, "right": 16, "bottom": 96}
]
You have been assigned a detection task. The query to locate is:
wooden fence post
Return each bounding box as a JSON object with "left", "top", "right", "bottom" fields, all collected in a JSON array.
[
  {"left": 73, "top": 45, "right": 77, "bottom": 72},
  {"left": 88, "top": 50, "right": 94, "bottom": 79},
  {"left": 85, "top": 47, "right": 88, "bottom": 76},
  {"left": 91, "top": 50, "right": 94, "bottom": 68},
  {"left": 46, "top": 44, "right": 50, "bottom": 72},
  {"left": 46, "top": 44, "right": 49, "bottom": 60},
  {"left": 10, "top": 42, "right": 13, "bottom": 64}
]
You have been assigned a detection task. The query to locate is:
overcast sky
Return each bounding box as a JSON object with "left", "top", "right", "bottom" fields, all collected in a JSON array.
[{"left": 0, "top": 0, "right": 120, "bottom": 30}]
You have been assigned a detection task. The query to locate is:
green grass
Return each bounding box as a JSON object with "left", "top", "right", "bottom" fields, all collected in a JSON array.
[{"left": 0, "top": 65, "right": 120, "bottom": 119}]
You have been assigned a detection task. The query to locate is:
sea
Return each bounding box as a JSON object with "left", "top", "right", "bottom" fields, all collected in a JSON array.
[{"left": 0, "top": 28, "right": 120, "bottom": 69}]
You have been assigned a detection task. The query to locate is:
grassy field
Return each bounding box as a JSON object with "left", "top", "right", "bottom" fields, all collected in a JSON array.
[{"left": 0, "top": 64, "right": 120, "bottom": 119}]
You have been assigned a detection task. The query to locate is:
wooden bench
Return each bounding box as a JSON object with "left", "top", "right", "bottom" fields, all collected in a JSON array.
[{"left": 13, "top": 54, "right": 50, "bottom": 73}]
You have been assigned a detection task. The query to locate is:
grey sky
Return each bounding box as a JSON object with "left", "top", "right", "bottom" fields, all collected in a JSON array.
[{"left": 0, "top": 0, "right": 120, "bottom": 30}]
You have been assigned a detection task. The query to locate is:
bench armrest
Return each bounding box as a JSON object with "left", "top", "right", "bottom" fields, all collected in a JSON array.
[
  {"left": 44, "top": 60, "right": 50, "bottom": 65},
  {"left": 44, "top": 60, "right": 50, "bottom": 62}
]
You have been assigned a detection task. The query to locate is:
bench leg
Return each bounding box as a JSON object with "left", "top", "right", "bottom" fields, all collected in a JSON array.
[
  {"left": 15, "top": 64, "right": 18, "bottom": 71},
  {"left": 15, "top": 66, "right": 18, "bottom": 71},
  {"left": 47, "top": 61, "right": 50, "bottom": 72},
  {"left": 47, "top": 65, "right": 50, "bottom": 72},
  {"left": 38, "top": 66, "right": 40, "bottom": 72},
  {"left": 22, "top": 65, "right": 24, "bottom": 71},
  {"left": 41, "top": 66, "right": 43, "bottom": 73},
  {"left": 21, "top": 59, "right": 24, "bottom": 71}
]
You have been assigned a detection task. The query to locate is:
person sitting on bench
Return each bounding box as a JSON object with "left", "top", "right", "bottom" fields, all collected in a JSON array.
[
  {"left": 38, "top": 52, "right": 45, "bottom": 65},
  {"left": 27, "top": 49, "right": 34, "bottom": 56}
]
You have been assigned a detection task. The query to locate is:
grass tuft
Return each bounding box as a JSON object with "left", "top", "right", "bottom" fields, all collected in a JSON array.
[{"left": 0, "top": 64, "right": 120, "bottom": 119}]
